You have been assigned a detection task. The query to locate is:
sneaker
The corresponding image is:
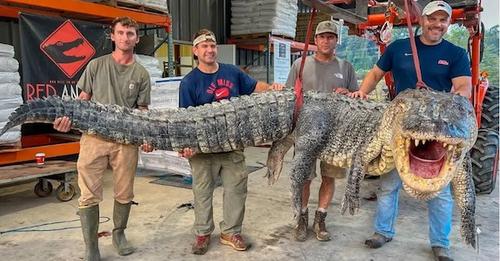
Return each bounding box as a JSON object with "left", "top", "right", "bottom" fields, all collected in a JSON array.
[
  {"left": 192, "top": 235, "right": 210, "bottom": 255},
  {"left": 364, "top": 232, "right": 392, "bottom": 249},
  {"left": 293, "top": 208, "right": 308, "bottom": 241},
  {"left": 312, "top": 210, "right": 331, "bottom": 241},
  {"left": 432, "top": 247, "right": 454, "bottom": 261},
  {"left": 220, "top": 233, "right": 249, "bottom": 251}
]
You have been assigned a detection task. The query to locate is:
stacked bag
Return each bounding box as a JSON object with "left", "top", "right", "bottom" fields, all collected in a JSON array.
[
  {"left": 134, "top": 54, "right": 170, "bottom": 109},
  {"left": 0, "top": 43, "right": 22, "bottom": 147},
  {"left": 231, "top": 0, "right": 298, "bottom": 38},
  {"left": 247, "top": 65, "right": 274, "bottom": 83},
  {"left": 134, "top": 55, "right": 191, "bottom": 177},
  {"left": 142, "top": 0, "right": 168, "bottom": 13}
]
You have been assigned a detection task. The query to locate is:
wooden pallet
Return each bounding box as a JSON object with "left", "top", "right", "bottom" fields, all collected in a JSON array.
[
  {"left": 0, "top": 160, "right": 76, "bottom": 185},
  {"left": 0, "top": 141, "right": 22, "bottom": 152},
  {"left": 88, "top": 0, "right": 168, "bottom": 15},
  {"left": 295, "top": 12, "right": 332, "bottom": 44}
]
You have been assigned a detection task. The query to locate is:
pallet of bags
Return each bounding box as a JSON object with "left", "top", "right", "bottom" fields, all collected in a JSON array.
[
  {"left": 134, "top": 55, "right": 191, "bottom": 176},
  {"left": 0, "top": 43, "right": 22, "bottom": 148},
  {"left": 231, "top": 0, "right": 298, "bottom": 38}
]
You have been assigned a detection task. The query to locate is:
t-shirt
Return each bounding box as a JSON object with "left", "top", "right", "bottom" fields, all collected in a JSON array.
[
  {"left": 179, "top": 63, "right": 257, "bottom": 108},
  {"left": 77, "top": 54, "right": 151, "bottom": 108},
  {"left": 377, "top": 37, "right": 471, "bottom": 94},
  {"left": 286, "top": 56, "right": 358, "bottom": 92}
]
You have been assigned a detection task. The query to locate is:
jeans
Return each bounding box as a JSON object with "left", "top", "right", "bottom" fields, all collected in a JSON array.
[{"left": 373, "top": 170, "right": 453, "bottom": 248}]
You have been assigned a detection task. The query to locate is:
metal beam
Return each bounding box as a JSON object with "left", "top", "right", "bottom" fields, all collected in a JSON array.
[
  {"left": 302, "top": 0, "right": 367, "bottom": 24},
  {"left": 0, "top": 0, "right": 171, "bottom": 27}
]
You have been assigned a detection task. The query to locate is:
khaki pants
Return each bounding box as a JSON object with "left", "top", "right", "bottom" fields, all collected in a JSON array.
[
  {"left": 189, "top": 150, "right": 248, "bottom": 236},
  {"left": 308, "top": 160, "right": 346, "bottom": 180},
  {"left": 77, "top": 134, "right": 139, "bottom": 207}
]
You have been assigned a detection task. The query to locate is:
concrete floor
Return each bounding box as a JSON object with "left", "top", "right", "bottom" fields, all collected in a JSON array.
[{"left": 0, "top": 147, "right": 498, "bottom": 261}]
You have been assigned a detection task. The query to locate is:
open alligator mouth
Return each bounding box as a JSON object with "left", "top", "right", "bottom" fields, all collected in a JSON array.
[
  {"left": 394, "top": 135, "right": 463, "bottom": 194},
  {"left": 409, "top": 139, "right": 448, "bottom": 179}
]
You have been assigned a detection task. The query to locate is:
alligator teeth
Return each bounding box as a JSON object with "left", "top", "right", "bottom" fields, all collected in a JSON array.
[
  {"left": 447, "top": 144, "right": 454, "bottom": 151},
  {"left": 415, "top": 139, "right": 420, "bottom": 146},
  {"left": 421, "top": 139, "right": 427, "bottom": 145}
]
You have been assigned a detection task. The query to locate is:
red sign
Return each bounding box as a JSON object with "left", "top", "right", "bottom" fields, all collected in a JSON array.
[{"left": 40, "top": 20, "right": 95, "bottom": 78}]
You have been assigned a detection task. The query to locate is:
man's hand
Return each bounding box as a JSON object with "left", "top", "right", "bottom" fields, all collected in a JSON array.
[
  {"left": 269, "top": 83, "right": 285, "bottom": 91},
  {"left": 178, "top": 148, "right": 195, "bottom": 158},
  {"left": 334, "top": 87, "right": 350, "bottom": 95},
  {"left": 140, "top": 144, "right": 154, "bottom": 153},
  {"left": 348, "top": 90, "right": 368, "bottom": 99},
  {"left": 53, "top": 116, "right": 72, "bottom": 132}
]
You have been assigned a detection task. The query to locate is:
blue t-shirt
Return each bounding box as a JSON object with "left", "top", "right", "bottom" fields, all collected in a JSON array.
[
  {"left": 179, "top": 63, "right": 257, "bottom": 108},
  {"left": 377, "top": 37, "right": 471, "bottom": 94}
]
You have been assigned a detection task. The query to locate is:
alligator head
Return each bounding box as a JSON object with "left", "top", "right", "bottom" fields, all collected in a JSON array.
[
  {"left": 42, "top": 38, "right": 86, "bottom": 63},
  {"left": 389, "top": 89, "right": 477, "bottom": 198}
]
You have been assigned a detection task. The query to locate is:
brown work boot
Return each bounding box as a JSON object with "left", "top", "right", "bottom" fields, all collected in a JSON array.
[
  {"left": 191, "top": 235, "right": 210, "bottom": 255},
  {"left": 220, "top": 233, "right": 249, "bottom": 251},
  {"left": 365, "top": 232, "right": 392, "bottom": 249},
  {"left": 293, "top": 208, "right": 308, "bottom": 241},
  {"left": 312, "top": 210, "right": 331, "bottom": 241},
  {"left": 432, "top": 247, "right": 454, "bottom": 261}
]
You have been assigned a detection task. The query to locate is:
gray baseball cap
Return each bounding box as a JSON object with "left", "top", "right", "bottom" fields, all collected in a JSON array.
[{"left": 315, "top": 20, "right": 338, "bottom": 36}]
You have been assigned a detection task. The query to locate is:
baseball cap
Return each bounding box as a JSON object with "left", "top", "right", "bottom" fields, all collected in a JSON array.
[
  {"left": 315, "top": 20, "right": 338, "bottom": 36},
  {"left": 421, "top": 1, "right": 452, "bottom": 17}
]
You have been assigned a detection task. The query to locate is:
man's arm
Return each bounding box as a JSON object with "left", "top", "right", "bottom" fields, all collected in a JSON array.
[
  {"left": 451, "top": 76, "right": 472, "bottom": 98},
  {"left": 254, "top": 81, "right": 284, "bottom": 93},
  {"left": 348, "top": 65, "right": 386, "bottom": 99},
  {"left": 53, "top": 91, "right": 92, "bottom": 132}
]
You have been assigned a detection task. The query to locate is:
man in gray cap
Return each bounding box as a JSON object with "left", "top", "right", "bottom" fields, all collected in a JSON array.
[
  {"left": 286, "top": 20, "right": 358, "bottom": 242},
  {"left": 350, "top": 1, "right": 471, "bottom": 260}
]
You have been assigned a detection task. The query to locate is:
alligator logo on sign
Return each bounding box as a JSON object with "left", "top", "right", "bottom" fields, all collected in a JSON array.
[{"left": 40, "top": 20, "right": 95, "bottom": 78}]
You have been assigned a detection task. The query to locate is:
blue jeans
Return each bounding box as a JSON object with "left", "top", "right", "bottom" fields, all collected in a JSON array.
[{"left": 373, "top": 170, "right": 453, "bottom": 248}]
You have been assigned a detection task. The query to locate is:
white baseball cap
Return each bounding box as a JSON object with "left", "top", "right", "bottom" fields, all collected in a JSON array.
[{"left": 421, "top": 1, "right": 452, "bottom": 17}]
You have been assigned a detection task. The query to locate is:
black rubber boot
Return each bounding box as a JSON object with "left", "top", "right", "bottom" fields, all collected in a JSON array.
[
  {"left": 79, "top": 205, "right": 101, "bottom": 261},
  {"left": 112, "top": 201, "right": 135, "bottom": 256}
]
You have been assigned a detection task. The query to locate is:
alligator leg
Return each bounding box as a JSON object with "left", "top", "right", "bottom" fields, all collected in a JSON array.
[
  {"left": 266, "top": 134, "right": 294, "bottom": 185},
  {"left": 451, "top": 154, "right": 476, "bottom": 248}
]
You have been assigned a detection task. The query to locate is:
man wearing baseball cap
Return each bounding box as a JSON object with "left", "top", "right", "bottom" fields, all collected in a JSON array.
[
  {"left": 286, "top": 20, "right": 358, "bottom": 242},
  {"left": 350, "top": 1, "right": 471, "bottom": 260},
  {"left": 178, "top": 28, "right": 284, "bottom": 255}
]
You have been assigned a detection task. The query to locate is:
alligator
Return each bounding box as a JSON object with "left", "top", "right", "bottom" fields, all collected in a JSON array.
[
  {"left": 41, "top": 38, "right": 86, "bottom": 63},
  {"left": 0, "top": 88, "right": 477, "bottom": 247}
]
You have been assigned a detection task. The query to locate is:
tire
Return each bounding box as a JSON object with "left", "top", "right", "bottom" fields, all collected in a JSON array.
[
  {"left": 34, "top": 180, "right": 53, "bottom": 197},
  {"left": 471, "top": 130, "right": 499, "bottom": 194},
  {"left": 480, "top": 85, "right": 499, "bottom": 133},
  {"left": 55, "top": 183, "right": 76, "bottom": 202}
]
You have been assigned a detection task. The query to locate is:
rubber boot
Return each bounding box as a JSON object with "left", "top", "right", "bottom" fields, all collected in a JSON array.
[
  {"left": 79, "top": 205, "right": 100, "bottom": 261},
  {"left": 112, "top": 200, "right": 135, "bottom": 256}
]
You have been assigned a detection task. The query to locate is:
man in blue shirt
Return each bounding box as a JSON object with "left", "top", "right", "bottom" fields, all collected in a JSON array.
[
  {"left": 179, "top": 29, "right": 283, "bottom": 255},
  {"left": 349, "top": 2, "right": 471, "bottom": 260}
]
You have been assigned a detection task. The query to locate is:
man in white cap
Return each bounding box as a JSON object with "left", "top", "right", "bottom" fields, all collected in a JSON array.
[
  {"left": 286, "top": 20, "right": 358, "bottom": 242},
  {"left": 350, "top": 1, "right": 471, "bottom": 260},
  {"left": 178, "top": 29, "right": 283, "bottom": 255}
]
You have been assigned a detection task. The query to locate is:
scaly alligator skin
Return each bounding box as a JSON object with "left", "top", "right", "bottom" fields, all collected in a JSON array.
[
  {"left": 0, "top": 89, "right": 477, "bottom": 247},
  {"left": 265, "top": 89, "right": 477, "bottom": 248}
]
